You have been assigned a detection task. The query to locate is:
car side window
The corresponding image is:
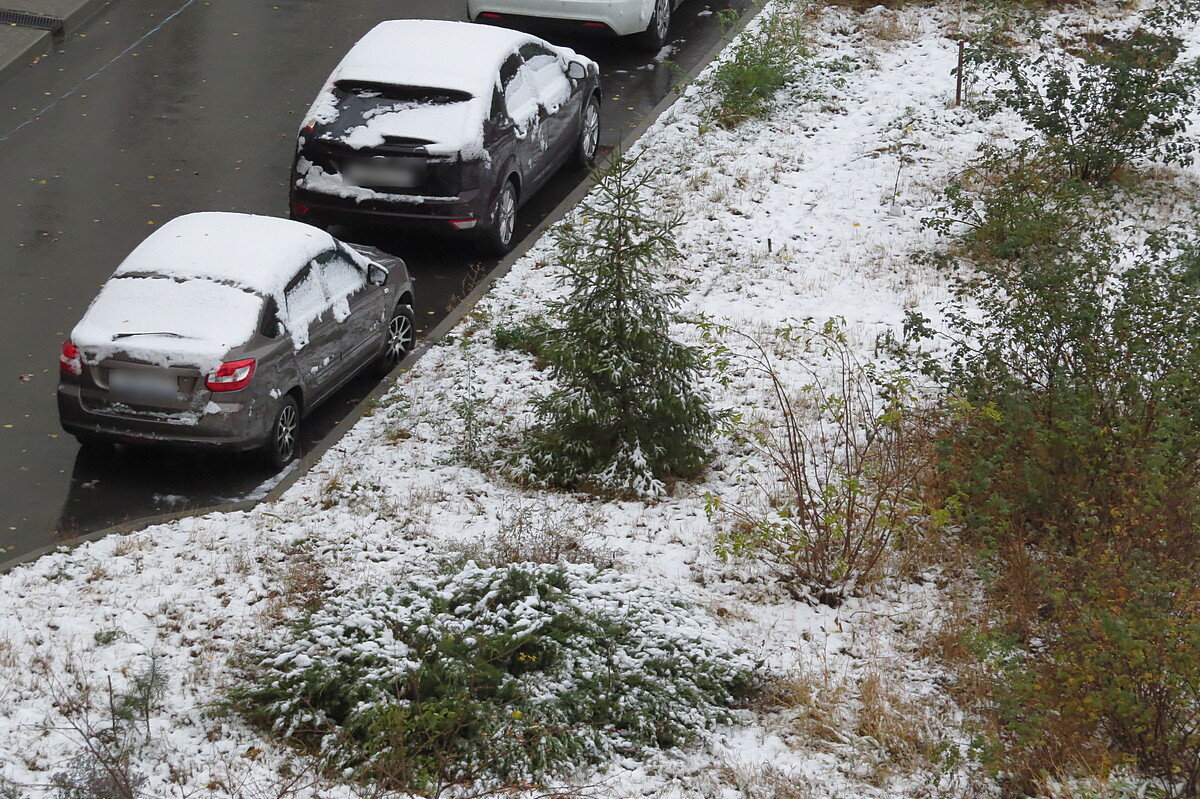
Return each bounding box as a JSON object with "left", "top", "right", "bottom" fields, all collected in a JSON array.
[
  {"left": 283, "top": 264, "right": 332, "bottom": 349},
  {"left": 500, "top": 53, "right": 538, "bottom": 130},
  {"left": 490, "top": 86, "right": 509, "bottom": 127},
  {"left": 518, "top": 43, "right": 571, "bottom": 114},
  {"left": 319, "top": 250, "right": 369, "bottom": 323},
  {"left": 499, "top": 53, "right": 522, "bottom": 92},
  {"left": 518, "top": 42, "right": 559, "bottom": 63},
  {"left": 259, "top": 296, "right": 283, "bottom": 339}
]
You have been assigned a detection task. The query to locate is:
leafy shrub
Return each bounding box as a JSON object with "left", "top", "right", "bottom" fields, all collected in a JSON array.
[
  {"left": 914, "top": 120, "right": 1200, "bottom": 790},
  {"left": 709, "top": 321, "right": 932, "bottom": 605},
  {"left": 924, "top": 142, "right": 1110, "bottom": 268},
  {"left": 523, "top": 153, "right": 714, "bottom": 498},
  {"left": 968, "top": 5, "right": 1200, "bottom": 183},
  {"left": 235, "top": 563, "right": 754, "bottom": 794},
  {"left": 979, "top": 555, "right": 1200, "bottom": 796},
  {"left": 913, "top": 229, "right": 1200, "bottom": 556},
  {"left": 709, "top": 5, "right": 809, "bottom": 128}
]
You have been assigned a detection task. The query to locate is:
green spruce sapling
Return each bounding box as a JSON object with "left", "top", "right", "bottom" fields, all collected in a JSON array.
[{"left": 523, "top": 152, "right": 714, "bottom": 498}]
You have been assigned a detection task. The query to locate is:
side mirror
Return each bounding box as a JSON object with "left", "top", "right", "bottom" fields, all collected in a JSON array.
[
  {"left": 566, "top": 61, "right": 587, "bottom": 80},
  {"left": 367, "top": 264, "right": 389, "bottom": 286}
]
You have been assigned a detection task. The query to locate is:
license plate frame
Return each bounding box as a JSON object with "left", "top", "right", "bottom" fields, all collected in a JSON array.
[
  {"left": 343, "top": 156, "right": 427, "bottom": 189},
  {"left": 108, "top": 368, "right": 180, "bottom": 401}
]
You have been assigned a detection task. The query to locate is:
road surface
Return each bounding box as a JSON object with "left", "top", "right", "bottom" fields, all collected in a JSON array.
[{"left": 0, "top": 0, "right": 751, "bottom": 562}]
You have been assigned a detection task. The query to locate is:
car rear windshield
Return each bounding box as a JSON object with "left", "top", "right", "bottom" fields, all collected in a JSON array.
[{"left": 332, "top": 82, "right": 472, "bottom": 106}]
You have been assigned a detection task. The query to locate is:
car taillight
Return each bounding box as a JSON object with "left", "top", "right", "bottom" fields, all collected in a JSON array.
[
  {"left": 206, "top": 358, "right": 256, "bottom": 392},
  {"left": 480, "top": 12, "right": 501, "bottom": 18},
  {"left": 60, "top": 340, "right": 82, "bottom": 376}
]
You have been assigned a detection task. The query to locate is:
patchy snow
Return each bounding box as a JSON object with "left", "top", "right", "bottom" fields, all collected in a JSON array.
[
  {"left": 295, "top": 157, "right": 457, "bottom": 204},
  {"left": 340, "top": 97, "right": 486, "bottom": 157},
  {"left": 523, "top": 51, "right": 572, "bottom": 116},
  {"left": 0, "top": 1, "right": 1178, "bottom": 797}
]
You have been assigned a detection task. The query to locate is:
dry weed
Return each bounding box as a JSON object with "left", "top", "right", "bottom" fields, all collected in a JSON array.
[
  {"left": 755, "top": 667, "right": 849, "bottom": 750},
  {"left": 863, "top": 10, "right": 917, "bottom": 41},
  {"left": 855, "top": 668, "right": 942, "bottom": 771},
  {"left": 711, "top": 762, "right": 818, "bottom": 799},
  {"left": 455, "top": 499, "right": 620, "bottom": 568}
]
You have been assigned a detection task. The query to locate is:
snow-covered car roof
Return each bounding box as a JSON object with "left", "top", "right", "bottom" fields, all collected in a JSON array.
[
  {"left": 304, "top": 20, "right": 594, "bottom": 160},
  {"left": 332, "top": 20, "right": 546, "bottom": 99},
  {"left": 112, "top": 212, "right": 336, "bottom": 298}
]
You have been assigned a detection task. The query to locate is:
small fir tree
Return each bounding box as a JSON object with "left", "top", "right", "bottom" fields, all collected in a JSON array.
[{"left": 524, "top": 153, "right": 714, "bottom": 498}]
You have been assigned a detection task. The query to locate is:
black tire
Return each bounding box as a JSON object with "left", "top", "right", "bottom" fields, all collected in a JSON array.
[
  {"left": 477, "top": 179, "right": 518, "bottom": 256},
  {"left": 573, "top": 95, "right": 601, "bottom": 169},
  {"left": 374, "top": 304, "right": 416, "bottom": 377},
  {"left": 261, "top": 395, "right": 300, "bottom": 470},
  {"left": 632, "top": 0, "right": 671, "bottom": 51}
]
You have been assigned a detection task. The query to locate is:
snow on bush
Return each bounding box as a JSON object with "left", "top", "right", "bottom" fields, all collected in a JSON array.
[{"left": 234, "top": 562, "right": 755, "bottom": 793}]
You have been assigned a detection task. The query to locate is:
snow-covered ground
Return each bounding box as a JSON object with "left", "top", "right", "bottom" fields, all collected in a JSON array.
[{"left": 0, "top": 1, "right": 1177, "bottom": 796}]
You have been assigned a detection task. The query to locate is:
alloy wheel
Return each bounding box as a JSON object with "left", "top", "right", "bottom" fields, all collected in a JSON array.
[
  {"left": 654, "top": 0, "right": 670, "bottom": 41},
  {"left": 386, "top": 311, "right": 414, "bottom": 364},
  {"left": 582, "top": 101, "right": 600, "bottom": 161},
  {"left": 497, "top": 185, "right": 516, "bottom": 248},
  {"left": 274, "top": 403, "right": 297, "bottom": 463}
]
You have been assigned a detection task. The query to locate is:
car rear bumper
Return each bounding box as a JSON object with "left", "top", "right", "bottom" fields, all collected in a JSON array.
[
  {"left": 58, "top": 384, "right": 268, "bottom": 451},
  {"left": 469, "top": 0, "right": 648, "bottom": 36},
  {"left": 290, "top": 184, "right": 491, "bottom": 234}
]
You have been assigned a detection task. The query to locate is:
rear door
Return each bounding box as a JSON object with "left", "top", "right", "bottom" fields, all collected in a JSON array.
[
  {"left": 318, "top": 247, "right": 386, "bottom": 373},
  {"left": 519, "top": 42, "right": 578, "bottom": 171},
  {"left": 282, "top": 263, "right": 342, "bottom": 404},
  {"left": 499, "top": 52, "right": 547, "bottom": 185}
]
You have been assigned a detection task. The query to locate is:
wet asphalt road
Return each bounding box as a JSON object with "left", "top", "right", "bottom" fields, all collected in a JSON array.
[{"left": 0, "top": 0, "right": 751, "bottom": 563}]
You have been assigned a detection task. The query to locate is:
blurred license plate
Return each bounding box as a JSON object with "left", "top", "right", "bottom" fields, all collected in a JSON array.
[
  {"left": 345, "top": 158, "right": 426, "bottom": 188},
  {"left": 109, "top": 369, "right": 178, "bottom": 399}
]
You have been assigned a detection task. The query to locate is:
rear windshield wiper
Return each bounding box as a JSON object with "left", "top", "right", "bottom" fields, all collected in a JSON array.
[{"left": 113, "top": 331, "right": 189, "bottom": 339}]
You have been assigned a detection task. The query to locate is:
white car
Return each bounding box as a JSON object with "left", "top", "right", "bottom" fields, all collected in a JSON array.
[{"left": 468, "top": 0, "right": 684, "bottom": 51}]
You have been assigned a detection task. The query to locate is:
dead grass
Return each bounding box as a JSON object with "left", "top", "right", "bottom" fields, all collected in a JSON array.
[
  {"left": 862, "top": 10, "right": 917, "bottom": 41},
  {"left": 279, "top": 543, "right": 328, "bottom": 613},
  {"left": 710, "top": 762, "right": 818, "bottom": 799},
  {"left": 821, "top": 0, "right": 915, "bottom": 12},
  {"left": 755, "top": 667, "right": 849, "bottom": 750},
  {"left": 855, "top": 668, "right": 943, "bottom": 772},
  {"left": 454, "top": 499, "right": 620, "bottom": 569}
]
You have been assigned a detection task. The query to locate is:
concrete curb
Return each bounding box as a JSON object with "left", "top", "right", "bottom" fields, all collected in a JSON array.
[
  {"left": 0, "top": 0, "right": 113, "bottom": 86},
  {"left": 0, "top": 0, "right": 769, "bottom": 575}
]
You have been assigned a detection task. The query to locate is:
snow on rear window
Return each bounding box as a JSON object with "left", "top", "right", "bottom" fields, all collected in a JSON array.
[
  {"left": 72, "top": 277, "right": 262, "bottom": 372},
  {"left": 340, "top": 100, "right": 484, "bottom": 157}
]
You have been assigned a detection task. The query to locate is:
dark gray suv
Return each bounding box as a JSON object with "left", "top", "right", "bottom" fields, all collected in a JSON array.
[
  {"left": 288, "top": 19, "right": 601, "bottom": 254},
  {"left": 58, "top": 212, "right": 415, "bottom": 467}
]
